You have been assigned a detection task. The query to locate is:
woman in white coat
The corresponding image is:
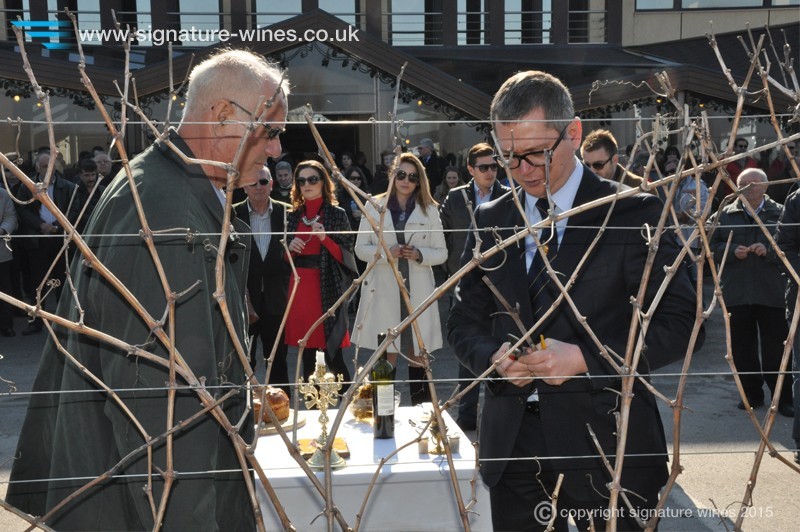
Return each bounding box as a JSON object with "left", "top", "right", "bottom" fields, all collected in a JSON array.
[{"left": 353, "top": 152, "right": 448, "bottom": 404}]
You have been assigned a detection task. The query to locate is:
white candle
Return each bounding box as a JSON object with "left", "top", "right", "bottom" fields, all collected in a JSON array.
[{"left": 316, "top": 351, "right": 326, "bottom": 367}]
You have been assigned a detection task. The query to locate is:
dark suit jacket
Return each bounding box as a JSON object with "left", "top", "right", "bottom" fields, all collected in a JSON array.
[
  {"left": 234, "top": 199, "right": 291, "bottom": 319},
  {"left": 16, "top": 174, "right": 76, "bottom": 248},
  {"left": 447, "top": 168, "right": 702, "bottom": 500},
  {"left": 423, "top": 152, "right": 447, "bottom": 190},
  {"left": 440, "top": 179, "right": 510, "bottom": 276}
]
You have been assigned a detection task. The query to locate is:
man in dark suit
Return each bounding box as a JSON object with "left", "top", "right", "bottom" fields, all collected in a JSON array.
[
  {"left": 440, "top": 142, "right": 509, "bottom": 430},
  {"left": 417, "top": 137, "right": 447, "bottom": 190},
  {"left": 447, "top": 71, "right": 701, "bottom": 531},
  {"left": 16, "top": 152, "right": 76, "bottom": 335},
  {"left": 235, "top": 166, "right": 292, "bottom": 396}
]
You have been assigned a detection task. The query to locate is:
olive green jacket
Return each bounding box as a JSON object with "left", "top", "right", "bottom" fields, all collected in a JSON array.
[{"left": 7, "top": 131, "right": 255, "bottom": 530}]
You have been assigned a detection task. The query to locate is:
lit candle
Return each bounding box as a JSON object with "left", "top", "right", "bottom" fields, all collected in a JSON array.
[{"left": 316, "top": 351, "right": 326, "bottom": 367}]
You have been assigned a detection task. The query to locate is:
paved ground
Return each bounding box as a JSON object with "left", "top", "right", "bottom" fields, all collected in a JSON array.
[{"left": 0, "top": 284, "right": 797, "bottom": 530}]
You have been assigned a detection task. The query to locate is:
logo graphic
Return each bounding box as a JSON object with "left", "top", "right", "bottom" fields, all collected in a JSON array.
[{"left": 10, "top": 20, "right": 72, "bottom": 50}]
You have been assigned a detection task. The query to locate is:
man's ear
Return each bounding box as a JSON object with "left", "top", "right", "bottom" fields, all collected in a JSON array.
[
  {"left": 568, "top": 118, "right": 583, "bottom": 151},
  {"left": 210, "top": 99, "right": 234, "bottom": 124},
  {"left": 612, "top": 154, "right": 619, "bottom": 167}
]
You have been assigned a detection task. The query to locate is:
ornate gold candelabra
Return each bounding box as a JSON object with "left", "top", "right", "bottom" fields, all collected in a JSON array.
[{"left": 298, "top": 352, "right": 346, "bottom": 469}]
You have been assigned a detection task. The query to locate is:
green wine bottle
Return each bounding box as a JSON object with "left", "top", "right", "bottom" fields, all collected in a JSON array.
[{"left": 372, "top": 333, "right": 396, "bottom": 439}]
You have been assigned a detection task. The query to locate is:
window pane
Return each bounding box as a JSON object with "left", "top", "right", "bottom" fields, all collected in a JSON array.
[
  {"left": 636, "top": 0, "right": 674, "bottom": 8},
  {"left": 319, "top": 0, "right": 358, "bottom": 26},
  {"left": 505, "top": 0, "right": 552, "bottom": 45},
  {"left": 255, "top": 0, "right": 302, "bottom": 27},
  {"left": 682, "top": 0, "right": 762, "bottom": 7}
]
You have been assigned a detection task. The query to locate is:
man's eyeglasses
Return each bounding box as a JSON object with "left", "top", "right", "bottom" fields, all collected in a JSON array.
[
  {"left": 585, "top": 156, "right": 613, "bottom": 172},
  {"left": 473, "top": 163, "right": 499, "bottom": 173},
  {"left": 493, "top": 123, "right": 569, "bottom": 170},
  {"left": 227, "top": 100, "right": 285, "bottom": 140},
  {"left": 395, "top": 170, "right": 420, "bottom": 183},
  {"left": 248, "top": 178, "right": 270, "bottom": 187},
  {"left": 788, "top": 145, "right": 797, "bottom": 152},
  {"left": 296, "top": 175, "right": 321, "bottom": 186},
  {"left": 735, "top": 144, "right": 747, "bottom": 150}
]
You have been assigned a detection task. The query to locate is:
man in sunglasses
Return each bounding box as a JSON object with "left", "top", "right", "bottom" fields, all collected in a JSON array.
[
  {"left": 8, "top": 50, "right": 288, "bottom": 530},
  {"left": 580, "top": 128, "right": 642, "bottom": 188},
  {"left": 440, "top": 142, "right": 510, "bottom": 431},
  {"left": 235, "top": 166, "right": 291, "bottom": 395},
  {"left": 723, "top": 137, "right": 758, "bottom": 197},
  {"left": 448, "top": 70, "right": 701, "bottom": 531}
]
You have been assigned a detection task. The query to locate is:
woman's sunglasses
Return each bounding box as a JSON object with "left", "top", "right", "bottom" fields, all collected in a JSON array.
[
  {"left": 296, "top": 176, "right": 321, "bottom": 186},
  {"left": 395, "top": 170, "right": 419, "bottom": 184}
]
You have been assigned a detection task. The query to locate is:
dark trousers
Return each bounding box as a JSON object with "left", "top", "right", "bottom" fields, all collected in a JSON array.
[
  {"left": 302, "top": 347, "right": 351, "bottom": 385},
  {"left": 249, "top": 316, "right": 289, "bottom": 397},
  {"left": 790, "top": 319, "right": 800, "bottom": 445},
  {"left": 0, "top": 260, "right": 13, "bottom": 329},
  {"left": 490, "top": 410, "right": 659, "bottom": 532},
  {"left": 28, "top": 237, "right": 66, "bottom": 327},
  {"left": 456, "top": 362, "right": 480, "bottom": 425},
  {"left": 730, "top": 304, "right": 792, "bottom": 406}
]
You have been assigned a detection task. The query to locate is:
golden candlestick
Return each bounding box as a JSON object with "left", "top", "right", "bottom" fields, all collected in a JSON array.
[{"left": 298, "top": 353, "right": 346, "bottom": 470}]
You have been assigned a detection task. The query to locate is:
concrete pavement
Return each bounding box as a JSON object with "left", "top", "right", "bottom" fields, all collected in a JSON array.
[{"left": 0, "top": 288, "right": 797, "bottom": 530}]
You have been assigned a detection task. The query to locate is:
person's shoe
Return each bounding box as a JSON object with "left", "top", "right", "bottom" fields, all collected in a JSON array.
[
  {"left": 21, "top": 323, "right": 42, "bottom": 336},
  {"left": 737, "top": 396, "right": 765, "bottom": 410},
  {"left": 778, "top": 403, "right": 795, "bottom": 418},
  {"left": 795, "top": 450, "right": 800, "bottom": 465},
  {"left": 0, "top": 328, "right": 15, "bottom": 337}
]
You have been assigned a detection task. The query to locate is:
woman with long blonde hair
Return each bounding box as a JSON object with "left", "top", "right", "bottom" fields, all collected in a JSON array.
[{"left": 352, "top": 153, "right": 448, "bottom": 404}]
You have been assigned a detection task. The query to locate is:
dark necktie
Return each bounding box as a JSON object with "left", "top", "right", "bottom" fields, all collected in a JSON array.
[{"left": 528, "top": 198, "right": 558, "bottom": 305}]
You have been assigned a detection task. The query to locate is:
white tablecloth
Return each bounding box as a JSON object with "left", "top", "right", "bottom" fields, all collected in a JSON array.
[{"left": 254, "top": 406, "right": 492, "bottom": 531}]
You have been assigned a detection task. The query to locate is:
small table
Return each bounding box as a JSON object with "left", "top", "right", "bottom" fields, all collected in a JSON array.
[{"left": 255, "top": 406, "right": 492, "bottom": 531}]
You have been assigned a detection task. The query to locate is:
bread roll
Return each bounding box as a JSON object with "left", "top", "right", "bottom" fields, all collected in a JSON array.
[{"left": 253, "top": 387, "right": 290, "bottom": 423}]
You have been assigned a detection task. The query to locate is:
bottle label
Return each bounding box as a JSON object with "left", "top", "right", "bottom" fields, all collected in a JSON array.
[{"left": 376, "top": 384, "right": 395, "bottom": 416}]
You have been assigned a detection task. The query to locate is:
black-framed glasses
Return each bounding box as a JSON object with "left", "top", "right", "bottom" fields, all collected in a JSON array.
[
  {"left": 474, "top": 163, "right": 499, "bottom": 173},
  {"left": 395, "top": 170, "right": 420, "bottom": 183},
  {"left": 248, "top": 178, "right": 270, "bottom": 187},
  {"left": 493, "top": 123, "right": 569, "bottom": 170},
  {"left": 788, "top": 145, "right": 797, "bottom": 152},
  {"left": 585, "top": 156, "right": 613, "bottom": 171},
  {"left": 296, "top": 175, "right": 321, "bottom": 186},
  {"left": 735, "top": 143, "right": 747, "bottom": 150},
  {"left": 227, "top": 100, "right": 285, "bottom": 139}
]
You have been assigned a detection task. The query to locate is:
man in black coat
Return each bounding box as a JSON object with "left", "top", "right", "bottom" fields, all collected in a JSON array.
[
  {"left": 440, "top": 142, "right": 509, "bottom": 430},
  {"left": 235, "top": 166, "right": 292, "bottom": 396},
  {"left": 16, "top": 152, "right": 76, "bottom": 335},
  {"left": 448, "top": 71, "right": 702, "bottom": 531},
  {"left": 417, "top": 137, "right": 447, "bottom": 190}
]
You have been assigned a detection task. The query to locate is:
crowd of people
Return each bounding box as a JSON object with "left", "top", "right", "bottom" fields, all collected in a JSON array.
[{"left": 2, "top": 48, "right": 799, "bottom": 530}]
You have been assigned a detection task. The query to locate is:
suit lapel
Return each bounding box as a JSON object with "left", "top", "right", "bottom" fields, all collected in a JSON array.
[{"left": 542, "top": 170, "right": 610, "bottom": 300}]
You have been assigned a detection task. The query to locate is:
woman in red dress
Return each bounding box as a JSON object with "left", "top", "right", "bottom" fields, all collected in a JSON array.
[{"left": 285, "top": 160, "right": 357, "bottom": 383}]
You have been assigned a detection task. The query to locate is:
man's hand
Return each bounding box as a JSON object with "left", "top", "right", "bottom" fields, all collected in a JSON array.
[
  {"left": 748, "top": 242, "right": 767, "bottom": 257},
  {"left": 733, "top": 245, "right": 750, "bottom": 260},
  {"left": 39, "top": 222, "right": 57, "bottom": 234},
  {"left": 516, "top": 338, "right": 588, "bottom": 386},
  {"left": 490, "top": 342, "right": 536, "bottom": 388}
]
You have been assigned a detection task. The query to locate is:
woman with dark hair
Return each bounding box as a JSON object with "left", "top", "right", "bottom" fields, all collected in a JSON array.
[
  {"left": 340, "top": 151, "right": 354, "bottom": 172},
  {"left": 338, "top": 165, "right": 368, "bottom": 230},
  {"left": 352, "top": 153, "right": 448, "bottom": 405},
  {"left": 285, "top": 160, "right": 357, "bottom": 382},
  {"left": 433, "top": 165, "right": 465, "bottom": 203}
]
